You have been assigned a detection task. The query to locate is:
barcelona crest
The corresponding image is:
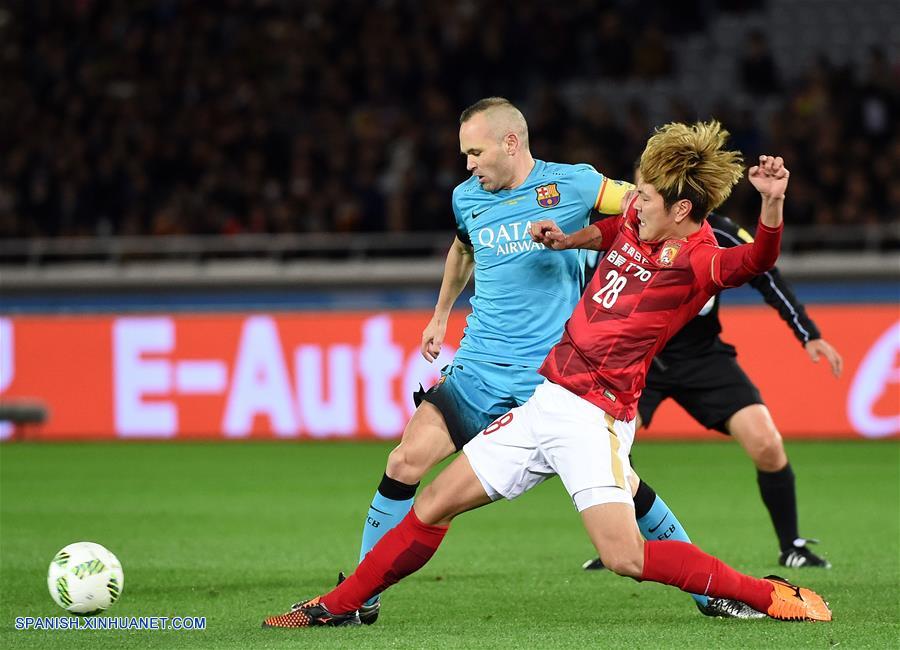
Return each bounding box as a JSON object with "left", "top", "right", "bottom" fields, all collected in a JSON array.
[
  {"left": 659, "top": 240, "right": 684, "bottom": 267},
  {"left": 535, "top": 183, "right": 561, "bottom": 208}
]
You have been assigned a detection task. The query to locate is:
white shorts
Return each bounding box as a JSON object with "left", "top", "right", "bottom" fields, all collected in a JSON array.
[{"left": 463, "top": 380, "right": 636, "bottom": 512}]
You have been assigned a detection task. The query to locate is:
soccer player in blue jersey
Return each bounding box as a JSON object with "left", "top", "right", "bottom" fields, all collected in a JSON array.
[{"left": 355, "top": 97, "right": 737, "bottom": 623}]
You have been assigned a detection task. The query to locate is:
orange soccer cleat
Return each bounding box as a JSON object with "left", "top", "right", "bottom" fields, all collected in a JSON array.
[
  {"left": 261, "top": 595, "right": 361, "bottom": 628},
  {"left": 262, "top": 573, "right": 361, "bottom": 628},
  {"left": 764, "top": 575, "right": 832, "bottom": 622}
]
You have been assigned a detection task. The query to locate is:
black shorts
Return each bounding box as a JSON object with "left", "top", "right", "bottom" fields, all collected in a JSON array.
[{"left": 638, "top": 341, "right": 763, "bottom": 434}]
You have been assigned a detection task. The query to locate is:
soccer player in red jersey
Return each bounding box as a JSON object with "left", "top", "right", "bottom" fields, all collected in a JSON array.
[
  {"left": 582, "top": 169, "right": 842, "bottom": 575},
  {"left": 262, "top": 121, "right": 832, "bottom": 627}
]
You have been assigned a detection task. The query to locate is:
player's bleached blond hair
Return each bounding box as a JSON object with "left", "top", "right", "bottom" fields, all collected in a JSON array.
[
  {"left": 639, "top": 121, "right": 744, "bottom": 222},
  {"left": 459, "top": 97, "right": 530, "bottom": 149}
]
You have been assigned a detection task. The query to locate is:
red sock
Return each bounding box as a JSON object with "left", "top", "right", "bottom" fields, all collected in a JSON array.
[
  {"left": 321, "top": 509, "right": 448, "bottom": 614},
  {"left": 641, "top": 540, "right": 774, "bottom": 613}
]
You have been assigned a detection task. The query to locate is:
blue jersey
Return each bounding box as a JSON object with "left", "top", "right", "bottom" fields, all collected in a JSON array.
[{"left": 451, "top": 159, "right": 630, "bottom": 367}]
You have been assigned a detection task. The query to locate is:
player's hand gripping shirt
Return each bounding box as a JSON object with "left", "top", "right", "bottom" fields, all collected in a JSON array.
[
  {"left": 452, "top": 160, "right": 631, "bottom": 367},
  {"left": 540, "top": 200, "right": 783, "bottom": 420}
]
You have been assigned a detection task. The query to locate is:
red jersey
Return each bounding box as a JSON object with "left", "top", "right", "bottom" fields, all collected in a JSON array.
[{"left": 539, "top": 202, "right": 783, "bottom": 420}]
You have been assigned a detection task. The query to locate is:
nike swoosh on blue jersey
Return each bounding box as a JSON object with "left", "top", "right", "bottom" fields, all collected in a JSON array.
[{"left": 648, "top": 514, "right": 669, "bottom": 533}]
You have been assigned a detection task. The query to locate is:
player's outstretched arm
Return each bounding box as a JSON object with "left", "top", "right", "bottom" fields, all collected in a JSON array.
[
  {"left": 422, "top": 236, "right": 474, "bottom": 362},
  {"left": 712, "top": 215, "right": 834, "bottom": 360},
  {"left": 740, "top": 161, "right": 842, "bottom": 377},
  {"left": 530, "top": 220, "right": 606, "bottom": 251},
  {"left": 710, "top": 155, "right": 789, "bottom": 288}
]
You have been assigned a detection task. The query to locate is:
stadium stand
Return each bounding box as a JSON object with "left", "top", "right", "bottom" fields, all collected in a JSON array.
[{"left": 1, "top": 1, "right": 896, "bottom": 291}]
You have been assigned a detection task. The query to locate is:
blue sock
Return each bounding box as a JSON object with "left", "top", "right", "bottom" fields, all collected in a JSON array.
[
  {"left": 358, "top": 474, "right": 417, "bottom": 606},
  {"left": 637, "top": 494, "right": 708, "bottom": 608}
]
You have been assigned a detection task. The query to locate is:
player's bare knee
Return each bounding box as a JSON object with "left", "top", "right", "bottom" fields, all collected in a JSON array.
[
  {"left": 386, "top": 444, "right": 426, "bottom": 485},
  {"left": 413, "top": 485, "right": 453, "bottom": 527},
  {"left": 749, "top": 429, "right": 786, "bottom": 471},
  {"left": 595, "top": 536, "right": 644, "bottom": 578},
  {"left": 600, "top": 550, "right": 643, "bottom": 578}
]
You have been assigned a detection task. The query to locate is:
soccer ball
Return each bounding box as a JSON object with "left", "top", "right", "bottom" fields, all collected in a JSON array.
[{"left": 47, "top": 542, "right": 124, "bottom": 615}]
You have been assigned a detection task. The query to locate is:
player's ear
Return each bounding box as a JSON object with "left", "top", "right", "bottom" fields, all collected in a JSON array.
[
  {"left": 505, "top": 132, "right": 518, "bottom": 156},
  {"left": 672, "top": 199, "right": 693, "bottom": 223}
]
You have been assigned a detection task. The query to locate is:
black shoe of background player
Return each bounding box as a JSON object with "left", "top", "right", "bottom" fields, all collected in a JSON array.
[
  {"left": 582, "top": 557, "right": 605, "bottom": 571},
  {"left": 696, "top": 597, "right": 767, "bottom": 619},
  {"left": 779, "top": 538, "right": 832, "bottom": 569}
]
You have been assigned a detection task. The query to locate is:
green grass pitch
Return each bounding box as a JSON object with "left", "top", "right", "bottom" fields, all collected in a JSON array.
[{"left": 1, "top": 440, "right": 897, "bottom": 649}]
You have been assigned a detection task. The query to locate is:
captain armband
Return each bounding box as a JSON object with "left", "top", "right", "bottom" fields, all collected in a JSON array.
[{"left": 594, "top": 178, "right": 635, "bottom": 214}]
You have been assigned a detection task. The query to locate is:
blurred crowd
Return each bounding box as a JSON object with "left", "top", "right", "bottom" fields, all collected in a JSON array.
[
  {"left": 3, "top": 0, "right": 897, "bottom": 240},
  {"left": 724, "top": 47, "right": 898, "bottom": 234}
]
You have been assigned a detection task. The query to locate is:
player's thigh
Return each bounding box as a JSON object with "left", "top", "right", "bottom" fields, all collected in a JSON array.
[
  {"left": 530, "top": 381, "right": 636, "bottom": 510},
  {"left": 414, "top": 454, "right": 494, "bottom": 527},
  {"left": 386, "top": 401, "right": 456, "bottom": 483},
  {"left": 726, "top": 403, "right": 787, "bottom": 470},
  {"left": 580, "top": 502, "right": 644, "bottom": 577}
]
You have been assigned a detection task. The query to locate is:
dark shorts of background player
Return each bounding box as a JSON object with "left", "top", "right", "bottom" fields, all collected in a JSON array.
[{"left": 638, "top": 339, "right": 764, "bottom": 434}]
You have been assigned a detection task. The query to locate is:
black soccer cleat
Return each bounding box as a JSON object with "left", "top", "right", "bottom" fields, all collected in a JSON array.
[
  {"left": 779, "top": 538, "right": 832, "bottom": 569},
  {"left": 262, "top": 572, "right": 361, "bottom": 628},
  {"left": 582, "top": 557, "right": 605, "bottom": 571},
  {"left": 359, "top": 599, "right": 380, "bottom": 625},
  {"left": 696, "top": 597, "right": 767, "bottom": 619}
]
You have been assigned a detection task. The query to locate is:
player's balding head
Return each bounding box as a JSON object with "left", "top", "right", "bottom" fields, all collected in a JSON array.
[
  {"left": 459, "top": 97, "right": 534, "bottom": 192},
  {"left": 459, "top": 97, "right": 530, "bottom": 151}
]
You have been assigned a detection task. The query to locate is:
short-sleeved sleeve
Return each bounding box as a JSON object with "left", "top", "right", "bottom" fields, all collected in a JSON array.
[
  {"left": 590, "top": 192, "right": 639, "bottom": 247},
  {"left": 451, "top": 190, "right": 472, "bottom": 247},
  {"left": 570, "top": 165, "right": 634, "bottom": 215},
  {"left": 593, "top": 177, "right": 634, "bottom": 214}
]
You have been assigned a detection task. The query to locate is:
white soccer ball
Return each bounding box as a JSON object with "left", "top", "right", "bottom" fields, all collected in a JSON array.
[{"left": 47, "top": 542, "right": 124, "bottom": 615}]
